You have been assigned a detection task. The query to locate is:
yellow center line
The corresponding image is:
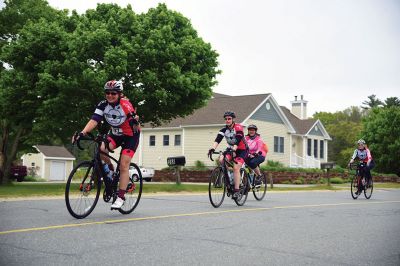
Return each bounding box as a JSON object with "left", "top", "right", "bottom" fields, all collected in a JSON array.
[{"left": 1, "top": 200, "right": 399, "bottom": 235}]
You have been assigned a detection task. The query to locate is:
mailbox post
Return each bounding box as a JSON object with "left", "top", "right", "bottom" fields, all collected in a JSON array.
[
  {"left": 320, "top": 162, "right": 335, "bottom": 186},
  {"left": 167, "top": 156, "right": 186, "bottom": 185}
]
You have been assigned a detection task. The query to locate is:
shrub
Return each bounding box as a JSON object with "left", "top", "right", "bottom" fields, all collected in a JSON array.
[
  {"left": 23, "top": 176, "right": 47, "bottom": 182},
  {"left": 193, "top": 160, "right": 207, "bottom": 171},
  {"left": 329, "top": 177, "right": 345, "bottom": 184},
  {"left": 293, "top": 179, "right": 304, "bottom": 185}
]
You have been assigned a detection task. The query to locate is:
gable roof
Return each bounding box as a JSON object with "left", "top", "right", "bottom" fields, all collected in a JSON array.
[
  {"left": 280, "top": 106, "right": 316, "bottom": 135},
  {"left": 149, "top": 93, "right": 271, "bottom": 128},
  {"left": 34, "top": 145, "right": 75, "bottom": 159},
  {"left": 280, "top": 106, "right": 331, "bottom": 139}
]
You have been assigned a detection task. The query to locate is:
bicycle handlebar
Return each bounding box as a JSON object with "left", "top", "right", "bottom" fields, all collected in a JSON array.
[
  {"left": 73, "top": 132, "right": 114, "bottom": 153},
  {"left": 208, "top": 148, "right": 236, "bottom": 164}
]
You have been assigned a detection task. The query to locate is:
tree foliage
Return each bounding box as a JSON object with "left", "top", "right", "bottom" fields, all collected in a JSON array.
[
  {"left": 313, "top": 106, "right": 365, "bottom": 165},
  {"left": 361, "top": 94, "right": 383, "bottom": 109},
  {"left": 361, "top": 106, "right": 400, "bottom": 175},
  {"left": 0, "top": 1, "right": 219, "bottom": 184}
]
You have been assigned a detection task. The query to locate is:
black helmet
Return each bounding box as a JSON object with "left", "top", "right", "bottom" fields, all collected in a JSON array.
[
  {"left": 247, "top": 124, "right": 258, "bottom": 131},
  {"left": 223, "top": 111, "right": 236, "bottom": 118}
]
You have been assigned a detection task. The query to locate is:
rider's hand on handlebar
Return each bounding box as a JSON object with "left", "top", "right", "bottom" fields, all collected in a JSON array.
[
  {"left": 208, "top": 148, "right": 215, "bottom": 157},
  {"left": 72, "top": 131, "right": 85, "bottom": 144}
]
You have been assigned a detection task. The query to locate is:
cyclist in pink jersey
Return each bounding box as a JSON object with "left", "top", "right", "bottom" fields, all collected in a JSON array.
[
  {"left": 208, "top": 111, "right": 249, "bottom": 199},
  {"left": 245, "top": 124, "right": 268, "bottom": 186},
  {"left": 72, "top": 80, "right": 140, "bottom": 209}
]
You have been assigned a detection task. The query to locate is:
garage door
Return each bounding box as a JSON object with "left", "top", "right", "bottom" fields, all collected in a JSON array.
[{"left": 50, "top": 161, "right": 66, "bottom": 181}]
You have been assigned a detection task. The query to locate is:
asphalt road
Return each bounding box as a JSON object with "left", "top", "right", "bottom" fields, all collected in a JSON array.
[{"left": 1, "top": 189, "right": 400, "bottom": 266}]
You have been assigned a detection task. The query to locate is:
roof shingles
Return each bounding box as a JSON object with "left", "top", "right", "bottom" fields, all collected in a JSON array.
[
  {"left": 35, "top": 145, "right": 75, "bottom": 158},
  {"left": 147, "top": 94, "right": 270, "bottom": 128}
]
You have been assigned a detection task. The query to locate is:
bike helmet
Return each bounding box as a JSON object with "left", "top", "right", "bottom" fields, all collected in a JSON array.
[
  {"left": 357, "top": 139, "right": 366, "bottom": 145},
  {"left": 247, "top": 124, "right": 258, "bottom": 131},
  {"left": 223, "top": 111, "right": 236, "bottom": 118},
  {"left": 104, "top": 80, "right": 123, "bottom": 92}
]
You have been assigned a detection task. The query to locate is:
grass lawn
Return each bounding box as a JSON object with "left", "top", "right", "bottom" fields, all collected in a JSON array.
[{"left": 0, "top": 182, "right": 398, "bottom": 198}]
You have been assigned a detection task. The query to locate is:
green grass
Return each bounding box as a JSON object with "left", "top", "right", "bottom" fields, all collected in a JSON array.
[{"left": 1, "top": 182, "right": 398, "bottom": 198}]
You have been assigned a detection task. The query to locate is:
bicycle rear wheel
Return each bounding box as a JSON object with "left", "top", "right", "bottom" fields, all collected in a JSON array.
[
  {"left": 253, "top": 173, "right": 267, "bottom": 201},
  {"left": 119, "top": 163, "right": 143, "bottom": 214},
  {"left": 235, "top": 170, "right": 249, "bottom": 206},
  {"left": 364, "top": 178, "right": 373, "bottom": 199},
  {"left": 208, "top": 167, "right": 226, "bottom": 208},
  {"left": 65, "top": 161, "right": 101, "bottom": 219},
  {"left": 350, "top": 175, "right": 360, "bottom": 200}
]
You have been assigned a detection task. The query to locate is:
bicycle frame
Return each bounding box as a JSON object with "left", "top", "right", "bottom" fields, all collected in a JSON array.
[{"left": 77, "top": 133, "right": 124, "bottom": 196}]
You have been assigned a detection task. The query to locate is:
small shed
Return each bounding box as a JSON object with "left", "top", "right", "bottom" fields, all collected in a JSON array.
[{"left": 21, "top": 145, "right": 75, "bottom": 181}]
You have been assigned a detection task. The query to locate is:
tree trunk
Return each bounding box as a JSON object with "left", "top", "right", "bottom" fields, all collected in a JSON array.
[
  {"left": 1, "top": 125, "right": 23, "bottom": 185},
  {"left": 0, "top": 120, "right": 9, "bottom": 184}
]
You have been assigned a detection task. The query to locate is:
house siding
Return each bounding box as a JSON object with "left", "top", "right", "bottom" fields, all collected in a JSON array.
[
  {"left": 184, "top": 126, "right": 222, "bottom": 167},
  {"left": 246, "top": 119, "right": 291, "bottom": 166},
  {"left": 22, "top": 153, "right": 44, "bottom": 177},
  {"left": 308, "top": 124, "right": 325, "bottom": 137},
  {"left": 250, "top": 99, "right": 284, "bottom": 124},
  {"left": 134, "top": 129, "right": 183, "bottom": 169}
]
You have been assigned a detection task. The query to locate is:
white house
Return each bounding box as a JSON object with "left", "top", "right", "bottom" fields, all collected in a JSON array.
[
  {"left": 21, "top": 145, "right": 75, "bottom": 181},
  {"left": 128, "top": 93, "right": 331, "bottom": 170}
]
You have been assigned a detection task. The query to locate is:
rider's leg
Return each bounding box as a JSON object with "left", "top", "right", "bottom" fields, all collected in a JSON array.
[
  {"left": 233, "top": 160, "right": 242, "bottom": 191},
  {"left": 118, "top": 153, "right": 132, "bottom": 198},
  {"left": 100, "top": 140, "right": 116, "bottom": 170}
]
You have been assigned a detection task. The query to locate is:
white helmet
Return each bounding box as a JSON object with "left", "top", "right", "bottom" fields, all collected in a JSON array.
[
  {"left": 357, "top": 139, "right": 366, "bottom": 145},
  {"left": 104, "top": 80, "right": 123, "bottom": 92}
]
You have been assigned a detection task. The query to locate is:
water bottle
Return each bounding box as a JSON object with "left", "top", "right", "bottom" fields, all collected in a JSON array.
[
  {"left": 228, "top": 171, "right": 234, "bottom": 185},
  {"left": 249, "top": 172, "right": 254, "bottom": 185},
  {"left": 103, "top": 163, "right": 113, "bottom": 182}
]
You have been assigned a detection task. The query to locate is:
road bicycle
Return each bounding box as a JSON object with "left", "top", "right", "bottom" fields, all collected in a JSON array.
[
  {"left": 246, "top": 163, "right": 268, "bottom": 201},
  {"left": 349, "top": 162, "right": 373, "bottom": 200},
  {"left": 65, "top": 133, "right": 143, "bottom": 219},
  {"left": 208, "top": 148, "right": 250, "bottom": 207}
]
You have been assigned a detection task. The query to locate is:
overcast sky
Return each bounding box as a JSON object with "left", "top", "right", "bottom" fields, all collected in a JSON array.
[{"left": 5, "top": 0, "right": 400, "bottom": 116}]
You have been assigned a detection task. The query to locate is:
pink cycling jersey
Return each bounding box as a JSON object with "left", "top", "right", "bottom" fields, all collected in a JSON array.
[{"left": 245, "top": 134, "right": 267, "bottom": 157}]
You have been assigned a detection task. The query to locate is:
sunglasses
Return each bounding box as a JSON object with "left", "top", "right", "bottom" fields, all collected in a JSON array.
[
  {"left": 105, "top": 91, "right": 118, "bottom": 96},
  {"left": 224, "top": 117, "right": 232, "bottom": 121}
]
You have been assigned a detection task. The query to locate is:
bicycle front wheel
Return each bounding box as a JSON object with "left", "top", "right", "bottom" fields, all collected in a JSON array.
[
  {"left": 118, "top": 163, "right": 143, "bottom": 214},
  {"left": 208, "top": 167, "right": 226, "bottom": 208},
  {"left": 235, "top": 170, "right": 249, "bottom": 206},
  {"left": 253, "top": 173, "right": 267, "bottom": 201},
  {"left": 350, "top": 175, "right": 360, "bottom": 200},
  {"left": 65, "top": 161, "right": 101, "bottom": 219},
  {"left": 364, "top": 178, "right": 373, "bottom": 199}
]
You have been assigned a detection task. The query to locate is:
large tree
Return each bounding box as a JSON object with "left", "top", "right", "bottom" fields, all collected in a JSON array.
[
  {"left": 0, "top": 2, "right": 220, "bottom": 184},
  {"left": 313, "top": 106, "right": 364, "bottom": 166},
  {"left": 361, "top": 106, "right": 400, "bottom": 175}
]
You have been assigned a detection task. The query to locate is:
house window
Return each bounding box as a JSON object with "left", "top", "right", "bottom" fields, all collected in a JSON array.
[
  {"left": 307, "top": 139, "right": 312, "bottom": 156},
  {"left": 31, "top": 162, "right": 35, "bottom": 167},
  {"left": 174, "top": 135, "right": 181, "bottom": 146},
  {"left": 163, "top": 135, "right": 169, "bottom": 146},
  {"left": 320, "top": 140, "right": 324, "bottom": 158},
  {"left": 274, "top": 136, "right": 284, "bottom": 153},
  {"left": 314, "top": 139, "right": 318, "bottom": 158},
  {"left": 149, "top": 135, "right": 155, "bottom": 146}
]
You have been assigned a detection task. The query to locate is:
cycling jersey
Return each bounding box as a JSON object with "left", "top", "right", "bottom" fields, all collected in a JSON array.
[
  {"left": 215, "top": 123, "right": 248, "bottom": 150},
  {"left": 245, "top": 134, "right": 268, "bottom": 157},
  {"left": 351, "top": 148, "right": 372, "bottom": 163},
  {"left": 91, "top": 98, "right": 139, "bottom": 136}
]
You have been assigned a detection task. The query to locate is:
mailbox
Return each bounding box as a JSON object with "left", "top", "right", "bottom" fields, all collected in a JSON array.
[
  {"left": 167, "top": 156, "right": 186, "bottom": 167},
  {"left": 321, "top": 162, "right": 335, "bottom": 170}
]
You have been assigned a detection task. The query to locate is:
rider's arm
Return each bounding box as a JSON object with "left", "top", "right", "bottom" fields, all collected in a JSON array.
[
  {"left": 349, "top": 149, "right": 357, "bottom": 164},
  {"left": 81, "top": 119, "right": 98, "bottom": 135},
  {"left": 366, "top": 148, "right": 372, "bottom": 165}
]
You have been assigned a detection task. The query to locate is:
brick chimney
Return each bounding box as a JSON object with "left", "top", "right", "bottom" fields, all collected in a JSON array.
[{"left": 291, "top": 95, "right": 308, "bottom": 119}]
